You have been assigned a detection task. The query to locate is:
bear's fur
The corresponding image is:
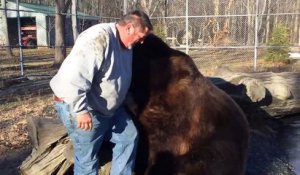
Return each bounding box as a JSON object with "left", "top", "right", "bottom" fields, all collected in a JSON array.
[{"left": 130, "top": 34, "right": 249, "bottom": 175}]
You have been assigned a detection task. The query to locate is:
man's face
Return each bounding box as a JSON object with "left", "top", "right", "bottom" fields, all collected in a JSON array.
[{"left": 126, "top": 24, "right": 149, "bottom": 49}]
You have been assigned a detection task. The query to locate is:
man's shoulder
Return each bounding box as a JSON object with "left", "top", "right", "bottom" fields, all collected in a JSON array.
[
  {"left": 83, "top": 23, "right": 115, "bottom": 34},
  {"left": 77, "top": 23, "right": 115, "bottom": 41}
]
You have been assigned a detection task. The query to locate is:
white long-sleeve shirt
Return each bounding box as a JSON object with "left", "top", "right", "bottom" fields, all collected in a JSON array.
[{"left": 50, "top": 23, "right": 132, "bottom": 117}]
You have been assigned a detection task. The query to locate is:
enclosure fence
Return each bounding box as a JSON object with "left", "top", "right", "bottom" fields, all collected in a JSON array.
[{"left": 0, "top": 0, "right": 299, "bottom": 77}]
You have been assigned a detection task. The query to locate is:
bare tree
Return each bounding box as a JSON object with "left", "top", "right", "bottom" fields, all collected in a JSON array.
[
  {"left": 54, "top": 0, "right": 66, "bottom": 66},
  {"left": 71, "top": 0, "right": 78, "bottom": 41},
  {"left": 293, "top": 0, "right": 299, "bottom": 45},
  {"left": 0, "top": 0, "right": 13, "bottom": 59},
  {"left": 212, "top": 0, "right": 220, "bottom": 31},
  {"left": 246, "top": 0, "right": 255, "bottom": 45},
  {"left": 223, "top": 0, "right": 234, "bottom": 31},
  {"left": 139, "top": 0, "right": 164, "bottom": 17},
  {"left": 265, "top": 0, "right": 271, "bottom": 43},
  {"left": 123, "top": 0, "right": 127, "bottom": 14}
]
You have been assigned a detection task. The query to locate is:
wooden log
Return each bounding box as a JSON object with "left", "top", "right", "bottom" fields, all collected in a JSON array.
[
  {"left": 211, "top": 67, "right": 300, "bottom": 117},
  {"left": 19, "top": 116, "right": 72, "bottom": 175},
  {"left": 19, "top": 116, "right": 111, "bottom": 175}
]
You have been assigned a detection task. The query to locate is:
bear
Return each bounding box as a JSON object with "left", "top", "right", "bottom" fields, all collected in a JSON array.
[{"left": 129, "top": 34, "right": 250, "bottom": 175}]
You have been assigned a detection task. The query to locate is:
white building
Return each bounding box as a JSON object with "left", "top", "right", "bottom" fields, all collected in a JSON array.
[{"left": 1, "top": 1, "right": 99, "bottom": 47}]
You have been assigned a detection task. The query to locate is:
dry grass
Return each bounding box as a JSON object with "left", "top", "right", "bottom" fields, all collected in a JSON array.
[
  {"left": 188, "top": 48, "right": 300, "bottom": 76},
  {"left": 0, "top": 48, "right": 72, "bottom": 79},
  {"left": 0, "top": 94, "right": 56, "bottom": 151},
  {"left": 0, "top": 48, "right": 58, "bottom": 173},
  {"left": 0, "top": 92, "right": 57, "bottom": 175}
]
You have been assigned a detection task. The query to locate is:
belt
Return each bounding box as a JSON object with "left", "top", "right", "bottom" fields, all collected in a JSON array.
[{"left": 53, "top": 95, "right": 64, "bottom": 102}]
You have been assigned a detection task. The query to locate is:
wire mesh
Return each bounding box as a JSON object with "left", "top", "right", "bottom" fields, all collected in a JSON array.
[{"left": 0, "top": 0, "right": 299, "bottom": 77}]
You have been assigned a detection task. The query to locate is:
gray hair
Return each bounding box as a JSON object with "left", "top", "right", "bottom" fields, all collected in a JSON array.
[{"left": 118, "top": 10, "right": 153, "bottom": 31}]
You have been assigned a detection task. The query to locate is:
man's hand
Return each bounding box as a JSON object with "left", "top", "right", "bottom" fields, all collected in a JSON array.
[{"left": 77, "top": 112, "right": 93, "bottom": 131}]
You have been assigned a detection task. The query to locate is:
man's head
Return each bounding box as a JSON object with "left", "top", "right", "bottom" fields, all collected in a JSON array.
[{"left": 117, "top": 10, "right": 153, "bottom": 49}]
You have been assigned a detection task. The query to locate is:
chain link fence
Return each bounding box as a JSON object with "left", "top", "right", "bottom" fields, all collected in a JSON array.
[
  {"left": 0, "top": 0, "right": 299, "bottom": 77},
  {"left": 149, "top": 0, "right": 300, "bottom": 72}
]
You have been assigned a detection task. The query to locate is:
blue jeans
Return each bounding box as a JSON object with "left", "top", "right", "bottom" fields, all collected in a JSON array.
[{"left": 54, "top": 102, "right": 138, "bottom": 175}]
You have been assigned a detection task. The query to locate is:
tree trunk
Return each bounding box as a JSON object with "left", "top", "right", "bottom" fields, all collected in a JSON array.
[
  {"left": 274, "top": 1, "right": 279, "bottom": 25},
  {"left": 212, "top": 0, "right": 220, "bottom": 32},
  {"left": 71, "top": 0, "right": 79, "bottom": 41},
  {"left": 223, "top": 0, "right": 234, "bottom": 32},
  {"left": 54, "top": 0, "right": 67, "bottom": 67},
  {"left": 246, "top": 0, "right": 254, "bottom": 45},
  {"left": 257, "top": 0, "right": 267, "bottom": 37},
  {"left": 294, "top": 0, "right": 300, "bottom": 45},
  {"left": 123, "top": 0, "right": 128, "bottom": 14},
  {"left": 0, "top": 0, "right": 13, "bottom": 59},
  {"left": 265, "top": 0, "right": 271, "bottom": 43},
  {"left": 140, "top": 0, "right": 164, "bottom": 17},
  {"left": 140, "top": 0, "right": 150, "bottom": 15}
]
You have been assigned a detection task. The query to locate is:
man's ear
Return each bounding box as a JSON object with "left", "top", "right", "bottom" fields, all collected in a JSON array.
[{"left": 127, "top": 24, "right": 135, "bottom": 35}]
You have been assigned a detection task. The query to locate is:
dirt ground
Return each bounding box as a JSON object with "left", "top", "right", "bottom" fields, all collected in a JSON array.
[
  {"left": 0, "top": 51, "right": 58, "bottom": 175},
  {"left": 0, "top": 87, "right": 57, "bottom": 175},
  {"left": 0, "top": 51, "right": 299, "bottom": 174}
]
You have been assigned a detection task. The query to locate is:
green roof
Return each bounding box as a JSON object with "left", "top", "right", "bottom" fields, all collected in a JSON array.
[
  {"left": 19, "top": 2, "right": 56, "bottom": 14},
  {"left": 9, "top": 1, "right": 99, "bottom": 20}
]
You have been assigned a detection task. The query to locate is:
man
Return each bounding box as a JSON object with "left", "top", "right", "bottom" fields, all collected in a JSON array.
[{"left": 50, "top": 10, "right": 152, "bottom": 175}]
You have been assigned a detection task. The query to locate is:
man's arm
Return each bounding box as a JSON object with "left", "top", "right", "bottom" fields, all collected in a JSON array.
[{"left": 50, "top": 27, "right": 108, "bottom": 130}]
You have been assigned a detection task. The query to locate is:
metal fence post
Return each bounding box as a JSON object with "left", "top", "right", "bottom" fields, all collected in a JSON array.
[
  {"left": 254, "top": 0, "right": 259, "bottom": 71},
  {"left": 16, "top": 0, "right": 24, "bottom": 76},
  {"left": 185, "top": 0, "right": 189, "bottom": 54}
]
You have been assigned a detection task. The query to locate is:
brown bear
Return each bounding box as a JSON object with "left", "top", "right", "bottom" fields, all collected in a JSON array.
[{"left": 129, "top": 34, "right": 249, "bottom": 175}]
